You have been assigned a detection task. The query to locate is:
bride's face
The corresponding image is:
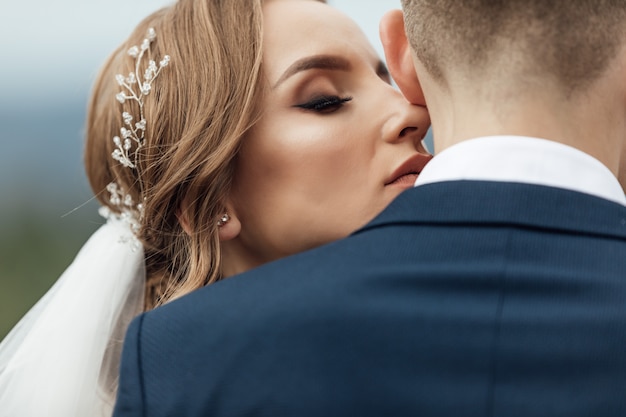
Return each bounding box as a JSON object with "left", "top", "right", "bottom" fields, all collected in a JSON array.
[{"left": 223, "top": 0, "right": 431, "bottom": 275}]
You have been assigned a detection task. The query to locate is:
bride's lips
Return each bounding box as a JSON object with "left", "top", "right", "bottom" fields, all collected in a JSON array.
[{"left": 385, "top": 153, "right": 433, "bottom": 187}]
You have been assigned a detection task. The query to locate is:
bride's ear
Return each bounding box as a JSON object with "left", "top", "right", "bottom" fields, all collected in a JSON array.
[
  {"left": 216, "top": 206, "right": 241, "bottom": 242},
  {"left": 380, "top": 9, "right": 426, "bottom": 106},
  {"left": 177, "top": 200, "right": 241, "bottom": 241}
]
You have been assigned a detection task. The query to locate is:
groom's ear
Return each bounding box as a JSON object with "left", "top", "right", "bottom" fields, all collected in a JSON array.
[{"left": 380, "top": 9, "right": 426, "bottom": 106}]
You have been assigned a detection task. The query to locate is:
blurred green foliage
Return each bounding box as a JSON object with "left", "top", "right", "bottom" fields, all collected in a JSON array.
[{"left": 0, "top": 204, "right": 100, "bottom": 340}]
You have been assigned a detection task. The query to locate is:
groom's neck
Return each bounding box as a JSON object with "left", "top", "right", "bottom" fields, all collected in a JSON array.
[{"left": 424, "top": 58, "right": 626, "bottom": 179}]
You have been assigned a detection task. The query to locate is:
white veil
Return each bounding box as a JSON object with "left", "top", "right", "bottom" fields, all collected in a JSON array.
[{"left": 0, "top": 213, "right": 145, "bottom": 417}]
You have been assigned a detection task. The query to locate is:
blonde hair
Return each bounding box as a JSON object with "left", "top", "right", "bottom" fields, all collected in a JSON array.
[{"left": 85, "top": 0, "right": 265, "bottom": 310}]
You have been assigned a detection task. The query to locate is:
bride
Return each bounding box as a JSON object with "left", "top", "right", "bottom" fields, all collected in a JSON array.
[{"left": 0, "top": 0, "right": 431, "bottom": 415}]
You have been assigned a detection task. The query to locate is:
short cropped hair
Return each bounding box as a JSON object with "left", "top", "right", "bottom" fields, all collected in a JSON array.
[{"left": 402, "top": 0, "right": 626, "bottom": 94}]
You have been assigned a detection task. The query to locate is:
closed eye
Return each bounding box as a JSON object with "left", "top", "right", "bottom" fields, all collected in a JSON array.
[{"left": 294, "top": 95, "right": 353, "bottom": 114}]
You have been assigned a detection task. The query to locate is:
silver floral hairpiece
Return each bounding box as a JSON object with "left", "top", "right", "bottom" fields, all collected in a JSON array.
[
  {"left": 100, "top": 183, "right": 143, "bottom": 250},
  {"left": 103, "top": 28, "right": 170, "bottom": 244},
  {"left": 111, "top": 27, "right": 170, "bottom": 169}
]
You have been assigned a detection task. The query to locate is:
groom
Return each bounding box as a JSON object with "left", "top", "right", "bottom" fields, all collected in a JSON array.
[{"left": 114, "top": 1, "right": 626, "bottom": 416}]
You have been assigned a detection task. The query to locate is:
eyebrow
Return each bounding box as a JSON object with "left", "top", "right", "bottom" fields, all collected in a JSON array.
[
  {"left": 377, "top": 61, "right": 390, "bottom": 80},
  {"left": 273, "top": 55, "right": 352, "bottom": 89}
]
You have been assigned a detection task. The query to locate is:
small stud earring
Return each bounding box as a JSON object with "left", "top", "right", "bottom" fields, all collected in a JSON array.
[{"left": 217, "top": 213, "right": 230, "bottom": 227}]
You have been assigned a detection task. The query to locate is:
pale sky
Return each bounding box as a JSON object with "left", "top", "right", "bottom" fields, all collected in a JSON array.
[{"left": 0, "top": 0, "right": 402, "bottom": 102}]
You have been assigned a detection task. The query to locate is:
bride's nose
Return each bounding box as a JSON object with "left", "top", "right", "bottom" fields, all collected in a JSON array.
[{"left": 382, "top": 91, "right": 430, "bottom": 150}]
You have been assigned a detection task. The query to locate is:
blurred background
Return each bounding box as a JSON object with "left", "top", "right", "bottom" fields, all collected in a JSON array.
[{"left": 0, "top": 0, "right": 433, "bottom": 339}]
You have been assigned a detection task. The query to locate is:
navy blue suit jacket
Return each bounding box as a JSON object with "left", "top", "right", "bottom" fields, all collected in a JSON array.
[{"left": 113, "top": 181, "right": 626, "bottom": 417}]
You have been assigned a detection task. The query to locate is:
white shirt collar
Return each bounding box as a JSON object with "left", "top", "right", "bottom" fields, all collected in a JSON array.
[{"left": 415, "top": 136, "right": 626, "bottom": 206}]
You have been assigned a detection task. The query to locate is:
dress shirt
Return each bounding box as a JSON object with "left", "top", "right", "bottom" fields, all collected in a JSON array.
[{"left": 415, "top": 136, "right": 626, "bottom": 206}]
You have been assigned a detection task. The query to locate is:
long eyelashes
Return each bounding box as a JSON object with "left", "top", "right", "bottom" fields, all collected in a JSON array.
[{"left": 294, "top": 95, "right": 353, "bottom": 114}]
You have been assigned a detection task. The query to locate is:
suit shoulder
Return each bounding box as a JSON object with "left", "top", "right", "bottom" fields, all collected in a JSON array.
[{"left": 139, "top": 238, "right": 360, "bottom": 339}]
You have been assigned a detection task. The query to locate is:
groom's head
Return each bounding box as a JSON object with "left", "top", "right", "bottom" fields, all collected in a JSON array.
[
  {"left": 381, "top": 0, "right": 626, "bottom": 185},
  {"left": 398, "top": 0, "right": 626, "bottom": 97}
]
